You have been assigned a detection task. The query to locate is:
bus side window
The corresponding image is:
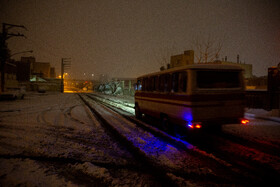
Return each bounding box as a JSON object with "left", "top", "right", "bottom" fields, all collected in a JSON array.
[
  {"left": 179, "top": 72, "right": 187, "bottom": 92},
  {"left": 164, "top": 74, "right": 171, "bottom": 92},
  {"left": 172, "top": 73, "right": 179, "bottom": 92},
  {"left": 145, "top": 78, "right": 149, "bottom": 91},
  {"left": 150, "top": 77, "right": 155, "bottom": 91},
  {"left": 151, "top": 77, "right": 156, "bottom": 92},
  {"left": 159, "top": 75, "right": 164, "bottom": 92},
  {"left": 154, "top": 76, "right": 159, "bottom": 91},
  {"left": 137, "top": 80, "right": 142, "bottom": 91},
  {"left": 147, "top": 77, "right": 151, "bottom": 91},
  {"left": 142, "top": 78, "right": 146, "bottom": 91}
]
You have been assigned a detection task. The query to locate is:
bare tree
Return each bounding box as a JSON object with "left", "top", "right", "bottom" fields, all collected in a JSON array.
[
  {"left": 192, "top": 34, "right": 224, "bottom": 63},
  {"left": 152, "top": 43, "right": 179, "bottom": 70}
]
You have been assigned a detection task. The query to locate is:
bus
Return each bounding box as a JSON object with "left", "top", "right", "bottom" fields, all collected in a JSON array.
[{"left": 134, "top": 64, "right": 247, "bottom": 130}]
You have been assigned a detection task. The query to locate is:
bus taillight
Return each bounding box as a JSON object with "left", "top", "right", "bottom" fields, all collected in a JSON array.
[
  {"left": 195, "top": 124, "right": 202, "bottom": 128},
  {"left": 188, "top": 122, "right": 202, "bottom": 129},
  {"left": 241, "top": 119, "right": 250, "bottom": 125}
]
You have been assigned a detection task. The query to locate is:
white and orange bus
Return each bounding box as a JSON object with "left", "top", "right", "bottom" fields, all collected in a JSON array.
[{"left": 134, "top": 64, "right": 247, "bottom": 130}]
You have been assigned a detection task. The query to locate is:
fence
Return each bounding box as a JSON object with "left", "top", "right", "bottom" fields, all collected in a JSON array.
[{"left": 245, "top": 90, "right": 279, "bottom": 110}]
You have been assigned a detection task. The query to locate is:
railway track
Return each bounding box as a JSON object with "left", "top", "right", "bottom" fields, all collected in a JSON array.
[
  {"left": 78, "top": 94, "right": 180, "bottom": 186},
  {"left": 79, "top": 94, "right": 247, "bottom": 186},
  {"left": 83, "top": 93, "right": 280, "bottom": 186}
]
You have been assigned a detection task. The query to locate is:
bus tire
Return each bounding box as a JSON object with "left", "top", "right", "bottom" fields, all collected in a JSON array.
[{"left": 135, "top": 104, "right": 142, "bottom": 119}]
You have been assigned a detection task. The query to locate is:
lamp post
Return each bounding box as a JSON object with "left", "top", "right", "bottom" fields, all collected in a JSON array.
[{"left": 91, "top": 73, "right": 94, "bottom": 91}]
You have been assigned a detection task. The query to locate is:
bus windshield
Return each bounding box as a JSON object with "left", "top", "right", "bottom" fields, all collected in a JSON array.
[{"left": 196, "top": 71, "right": 241, "bottom": 88}]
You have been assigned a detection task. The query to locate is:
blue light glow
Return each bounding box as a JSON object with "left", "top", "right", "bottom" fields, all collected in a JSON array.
[{"left": 183, "top": 111, "right": 193, "bottom": 127}]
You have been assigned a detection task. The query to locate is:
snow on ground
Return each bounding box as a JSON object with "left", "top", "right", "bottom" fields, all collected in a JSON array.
[
  {"left": 0, "top": 92, "right": 152, "bottom": 186},
  {"left": 0, "top": 93, "right": 132, "bottom": 163},
  {"left": 1, "top": 92, "right": 280, "bottom": 186},
  {"left": 0, "top": 158, "right": 76, "bottom": 186},
  {"left": 223, "top": 108, "right": 280, "bottom": 147}
]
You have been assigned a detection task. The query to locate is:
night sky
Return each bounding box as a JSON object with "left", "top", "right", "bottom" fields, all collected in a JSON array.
[{"left": 1, "top": 0, "right": 279, "bottom": 79}]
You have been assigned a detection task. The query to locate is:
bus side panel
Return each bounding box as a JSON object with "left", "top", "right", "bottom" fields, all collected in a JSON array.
[
  {"left": 191, "top": 100, "right": 245, "bottom": 124},
  {"left": 135, "top": 93, "right": 245, "bottom": 126},
  {"left": 135, "top": 94, "right": 192, "bottom": 126}
]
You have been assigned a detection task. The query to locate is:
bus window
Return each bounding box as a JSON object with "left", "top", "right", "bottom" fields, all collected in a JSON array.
[
  {"left": 196, "top": 71, "right": 240, "bottom": 88},
  {"left": 154, "top": 76, "right": 159, "bottom": 91},
  {"left": 147, "top": 77, "right": 152, "bottom": 91},
  {"left": 142, "top": 78, "right": 148, "bottom": 91},
  {"left": 172, "top": 73, "right": 179, "bottom": 92},
  {"left": 159, "top": 75, "right": 164, "bottom": 92},
  {"left": 164, "top": 74, "right": 171, "bottom": 92},
  {"left": 179, "top": 72, "right": 187, "bottom": 92},
  {"left": 150, "top": 77, "right": 155, "bottom": 91},
  {"left": 137, "top": 80, "right": 142, "bottom": 91},
  {"left": 145, "top": 78, "right": 149, "bottom": 91}
]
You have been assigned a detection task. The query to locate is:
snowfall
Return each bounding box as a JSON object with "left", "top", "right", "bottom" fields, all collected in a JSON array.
[{"left": 0, "top": 92, "right": 279, "bottom": 186}]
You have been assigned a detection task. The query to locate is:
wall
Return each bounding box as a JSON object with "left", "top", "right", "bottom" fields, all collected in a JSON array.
[{"left": 170, "top": 50, "right": 194, "bottom": 68}]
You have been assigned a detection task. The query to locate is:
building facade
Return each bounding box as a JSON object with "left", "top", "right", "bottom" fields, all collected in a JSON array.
[
  {"left": 169, "top": 51, "right": 253, "bottom": 79},
  {"left": 20, "top": 56, "right": 55, "bottom": 80},
  {"left": 170, "top": 50, "right": 194, "bottom": 68}
]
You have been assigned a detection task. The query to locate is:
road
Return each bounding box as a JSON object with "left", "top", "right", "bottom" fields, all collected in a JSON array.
[{"left": 0, "top": 92, "right": 279, "bottom": 186}]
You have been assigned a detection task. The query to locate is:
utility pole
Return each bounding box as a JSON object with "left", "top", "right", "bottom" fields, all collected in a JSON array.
[
  {"left": 61, "top": 58, "right": 71, "bottom": 93},
  {"left": 0, "top": 23, "right": 26, "bottom": 93}
]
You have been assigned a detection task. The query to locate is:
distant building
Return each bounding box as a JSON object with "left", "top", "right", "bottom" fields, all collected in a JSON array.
[
  {"left": 16, "top": 60, "right": 31, "bottom": 82},
  {"left": 50, "top": 67, "right": 56, "bottom": 78},
  {"left": 170, "top": 50, "right": 194, "bottom": 68},
  {"left": 170, "top": 51, "right": 253, "bottom": 78},
  {"left": 0, "top": 60, "right": 18, "bottom": 90},
  {"left": 20, "top": 56, "right": 55, "bottom": 80},
  {"left": 201, "top": 60, "right": 253, "bottom": 79},
  {"left": 32, "top": 62, "right": 51, "bottom": 78},
  {"left": 217, "top": 55, "right": 253, "bottom": 79}
]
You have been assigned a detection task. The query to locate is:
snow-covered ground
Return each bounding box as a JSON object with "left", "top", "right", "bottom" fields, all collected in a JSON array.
[
  {"left": 0, "top": 92, "right": 280, "bottom": 186},
  {"left": 0, "top": 93, "right": 148, "bottom": 186}
]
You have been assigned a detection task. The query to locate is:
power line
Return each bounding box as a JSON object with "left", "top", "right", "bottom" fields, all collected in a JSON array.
[{"left": 1, "top": 23, "right": 27, "bottom": 92}]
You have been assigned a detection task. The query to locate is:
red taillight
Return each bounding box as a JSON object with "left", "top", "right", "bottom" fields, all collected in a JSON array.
[
  {"left": 188, "top": 123, "right": 202, "bottom": 129},
  {"left": 195, "top": 124, "right": 201, "bottom": 129},
  {"left": 241, "top": 119, "right": 250, "bottom": 125}
]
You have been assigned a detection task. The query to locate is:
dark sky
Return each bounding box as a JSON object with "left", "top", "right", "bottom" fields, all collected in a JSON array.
[{"left": 1, "top": 0, "right": 280, "bottom": 79}]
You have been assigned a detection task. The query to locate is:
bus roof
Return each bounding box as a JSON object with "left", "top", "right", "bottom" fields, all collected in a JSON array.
[{"left": 137, "top": 64, "right": 243, "bottom": 79}]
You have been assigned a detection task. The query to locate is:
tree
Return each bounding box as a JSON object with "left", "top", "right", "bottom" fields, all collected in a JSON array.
[
  {"left": 191, "top": 34, "right": 224, "bottom": 63},
  {"left": 152, "top": 43, "right": 179, "bottom": 70}
]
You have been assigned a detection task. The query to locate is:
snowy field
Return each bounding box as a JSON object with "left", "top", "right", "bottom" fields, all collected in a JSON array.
[
  {"left": 0, "top": 92, "right": 280, "bottom": 186},
  {"left": 0, "top": 93, "right": 139, "bottom": 186}
]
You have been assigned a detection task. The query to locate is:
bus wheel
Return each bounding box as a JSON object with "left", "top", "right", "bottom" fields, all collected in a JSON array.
[{"left": 135, "top": 105, "right": 142, "bottom": 119}]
